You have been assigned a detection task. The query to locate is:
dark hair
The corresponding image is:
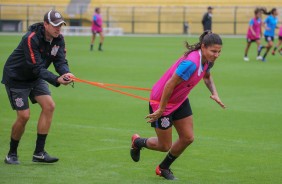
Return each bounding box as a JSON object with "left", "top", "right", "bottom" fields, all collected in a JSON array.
[
  {"left": 184, "top": 30, "right": 222, "bottom": 56},
  {"left": 260, "top": 7, "right": 277, "bottom": 15},
  {"left": 254, "top": 8, "right": 261, "bottom": 15},
  {"left": 95, "top": 7, "right": 100, "bottom": 13}
]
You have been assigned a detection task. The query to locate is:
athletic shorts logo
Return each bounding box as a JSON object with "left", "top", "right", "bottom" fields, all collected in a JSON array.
[
  {"left": 51, "top": 45, "right": 60, "bottom": 56},
  {"left": 161, "top": 117, "right": 170, "bottom": 128},
  {"left": 15, "top": 98, "right": 24, "bottom": 107}
]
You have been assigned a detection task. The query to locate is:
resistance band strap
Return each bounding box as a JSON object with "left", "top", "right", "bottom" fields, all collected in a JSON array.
[{"left": 71, "top": 77, "right": 159, "bottom": 104}]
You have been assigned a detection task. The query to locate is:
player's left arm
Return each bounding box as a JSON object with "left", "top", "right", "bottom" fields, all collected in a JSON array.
[{"left": 203, "top": 72, "right": 226, "bottom": 109}]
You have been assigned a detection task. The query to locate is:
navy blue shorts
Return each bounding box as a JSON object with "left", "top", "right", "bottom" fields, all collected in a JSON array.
[
  {"left": 5, "top": 80, "right": 51, "bottom": 110},
  {"left": 149, "top": 98, "right": 193, "bottom": 130},
  {"left": 264, "top": 35, "right": 274, "bottom": 42}
]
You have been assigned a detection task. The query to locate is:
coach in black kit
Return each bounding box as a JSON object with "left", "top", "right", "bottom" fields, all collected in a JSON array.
[
  {"left": 202, "top": 6, "right": 213, "bottom": 31},
  {"left": 2, "top": 10, "right": 74, "bottom": 164}
]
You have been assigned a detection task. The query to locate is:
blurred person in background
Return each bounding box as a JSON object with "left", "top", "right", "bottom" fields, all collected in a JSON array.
[
  {"left": 90, "top": 7, "right": 104, "bottom": 51},
  {"left": 258, "top": 8, "right": 279, "bottom": 62},
  {"left": 243, "top": 8, "right": 264, "bottom": 61},
  {"left": 202, "top": 6, "right": 213, "bottom": 31},
  {"left": 271, "top": 25, "right": 282, "bottom": 55}
]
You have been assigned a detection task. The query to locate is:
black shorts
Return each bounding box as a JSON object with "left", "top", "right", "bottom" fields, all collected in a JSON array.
[
  {"left": 247, "top": 38, "right": 259, "bottom": 43},
  {"left": 5, "top": 80, "right": 51, "bottom": 110},
  {"left": 279, "top": 36, "right": 282, "bottom": 41},
  {"left": 264, "top": 36, "right": 274, "bottom": 42},
  {"left": 149, "top": 98, "right": 193, "bottom": 130}
]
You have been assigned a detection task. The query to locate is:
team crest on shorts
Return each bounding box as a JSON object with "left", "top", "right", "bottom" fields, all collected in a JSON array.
[
  {"left": 15, "top": 98, "right": 24, "bottom": 107},
  {"left": 161, "top": 117, "right": 170, "bottom": 128}
]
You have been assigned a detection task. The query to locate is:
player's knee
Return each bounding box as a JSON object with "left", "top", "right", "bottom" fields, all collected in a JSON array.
[
  {"left": 17, "top": 112, "right": 30, "bottom": 123},
  {"left": 43, "top": 101, "right": 55, "bottom": 113},
  {"left": 181, "top": 135, "right": 194, "bottom": 146}
]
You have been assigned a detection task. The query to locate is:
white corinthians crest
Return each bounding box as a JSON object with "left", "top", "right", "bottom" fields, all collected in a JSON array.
[
  {"left": 15, "top": 98, "right": 24, "bottom": 107},
  {"left": 51, "top": 45, "right": 60, "bottom": 56},
  {"left": 161, "top": 117, "right": 170, "bottom": 128}
]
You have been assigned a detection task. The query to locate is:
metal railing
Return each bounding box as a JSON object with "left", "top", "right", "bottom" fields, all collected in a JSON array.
[{"left": 0, "top": 4, "right": 281, "bottom": 35}]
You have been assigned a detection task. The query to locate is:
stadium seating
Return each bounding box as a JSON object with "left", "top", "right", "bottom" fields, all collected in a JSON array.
[
  {"left": 0, "top": 0, "right": 281, "bottom": 34},
  {"left": 0, "top": 0, "right": 70, "bottom": 5},
  {"left": 89, "top": 0, "right": 282, "bottom": 6}
]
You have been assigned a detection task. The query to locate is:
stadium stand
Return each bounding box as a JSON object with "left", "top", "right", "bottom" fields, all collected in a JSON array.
[{"left": 0, "top": 0, "right": 281, "bottom": 34}]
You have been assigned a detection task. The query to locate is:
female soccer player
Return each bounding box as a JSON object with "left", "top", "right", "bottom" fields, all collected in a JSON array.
[
  {"left": 130, "top": 31, "right": 226, "bottom": 180},
  {"left": 90, "top": 7, "right": 104, "bottom": 51},
  {"left": 244, "top": 8, "right": 263, "bottom": 61},
  {"left": 272, "top": 25, "right": 282, "bottom": 55},
  {"left": 258, "top": 8, "right": 279, "bottom": 61}
]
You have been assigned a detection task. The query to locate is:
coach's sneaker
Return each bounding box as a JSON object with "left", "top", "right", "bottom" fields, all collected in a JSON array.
[
  {"left": 32, "top": 151, "right": 59, "bottom": 163},
  {"left": 4, "top": 153, "right": 20, "bottom": 165},
  {"left": 243, "top": 57, "right": 249, "bottom": 61},
  {"left": 155, "top": 165, "right": 176, "bottom": 180},
  {"left": 130, "top": 134, "right": 141, "bottom": 162}
]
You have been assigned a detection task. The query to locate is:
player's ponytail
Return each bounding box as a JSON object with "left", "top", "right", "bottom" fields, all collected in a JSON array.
[
  {"left": 260, "top": 7, "right": 276, "bottom": 15},
  {"left": 184, "top": 30, "right": 222, "bottom": 56}
]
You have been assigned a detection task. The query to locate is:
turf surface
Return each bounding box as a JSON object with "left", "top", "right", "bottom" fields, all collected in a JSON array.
[{"left": 0, "top": 35, "right": 281, "bottom": 183}]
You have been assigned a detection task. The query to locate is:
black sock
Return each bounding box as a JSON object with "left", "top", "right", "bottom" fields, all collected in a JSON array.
[
  {"left": 90, "top": 44, "right": 93, "bottom": 51},
  {"left": 263, "top": 50, "right": 270, "bottom": 59},
  {"left": 8, "top": 138, "right": 19, "bottom": 155},
  {"left": 159, "top": 152, "right": 178, "bottom": 169},
  {"left": 273, "top": 46, "right": 277, "bottom": 52},
  {"left": 99, "top": 43, "right": 102, "bottom": 50},
  {"left": 258, "top": 46, "right": 265, "bottom": 55},
  {"left": 134, "top": 138, "right": 147, "bottom": 149},
  {"left": 34, "top": 134, "right": 47, "bottom": 154}
]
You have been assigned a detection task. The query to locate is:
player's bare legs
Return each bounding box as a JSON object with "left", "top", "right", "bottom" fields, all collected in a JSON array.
[
  {"left": 98, "top": 32, "right": 104, "bottom": 51},
  {"left": 90, "top": 32, "right": 96, "bottom": 51}
]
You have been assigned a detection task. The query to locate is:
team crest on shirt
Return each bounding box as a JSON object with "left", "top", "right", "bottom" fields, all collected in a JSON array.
[
  {"left": 15, "top": 98, "right": 24, "bottom": 107},
  {"left": 161, "top": 117, "right": 170, "bottom": 128},
  {"left": 51, "top": 45, "right": 60, "bottom": 56}
]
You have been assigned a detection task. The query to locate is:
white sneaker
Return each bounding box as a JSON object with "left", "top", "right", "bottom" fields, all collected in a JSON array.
[
  {"left": 256, "top": 56, "right": 263, "bottom": 60},
  {"left": 244, "top": 57, "right": 249, "bottom": 61}
]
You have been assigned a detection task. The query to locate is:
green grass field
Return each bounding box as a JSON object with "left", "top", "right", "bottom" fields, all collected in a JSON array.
[{"left": 0, "top": 34, "right": 281, "bottom": 184}]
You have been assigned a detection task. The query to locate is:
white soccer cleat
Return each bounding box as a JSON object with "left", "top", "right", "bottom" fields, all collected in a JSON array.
[
  {"left": 243, "top": 57, "right": 249, "bottom": 62},
  {"left": 256, "top": 56, "right": 263, "bottom": 60}
]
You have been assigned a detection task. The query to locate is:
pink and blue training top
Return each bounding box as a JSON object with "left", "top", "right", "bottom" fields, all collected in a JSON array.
[
  {"left": 91, "top": 13, "right": 103, "bottom": 32},
  {"left": 279, "top": 26, "right": 282, "bottom": 37},
  {"left": 150, "top": 50, "right": 213, "bottom": 116},
  {"left": 246, "top": 17, "right": 262, "bottom": 40}
]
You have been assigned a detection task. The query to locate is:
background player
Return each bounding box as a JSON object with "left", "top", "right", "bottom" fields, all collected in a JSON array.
[
  {"left": 258, "top": 8, "right": 279, "bottom": 61},
  {"left": 90, "top": 7, "right": 104, "bottom": 51},
  {"left": 130, "top": 31, "right": 226, "bottom": 180},
  {"left": 272, "top": 25, "right": 282, "bottom": 55},
  {"left": 243, "top": 8, "right": 263, "bottom": 61}
]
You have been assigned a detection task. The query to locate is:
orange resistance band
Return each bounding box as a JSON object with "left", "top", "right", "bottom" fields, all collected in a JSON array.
[{"left": 71, "top": 77, "right": 159, "bottom": 104}]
